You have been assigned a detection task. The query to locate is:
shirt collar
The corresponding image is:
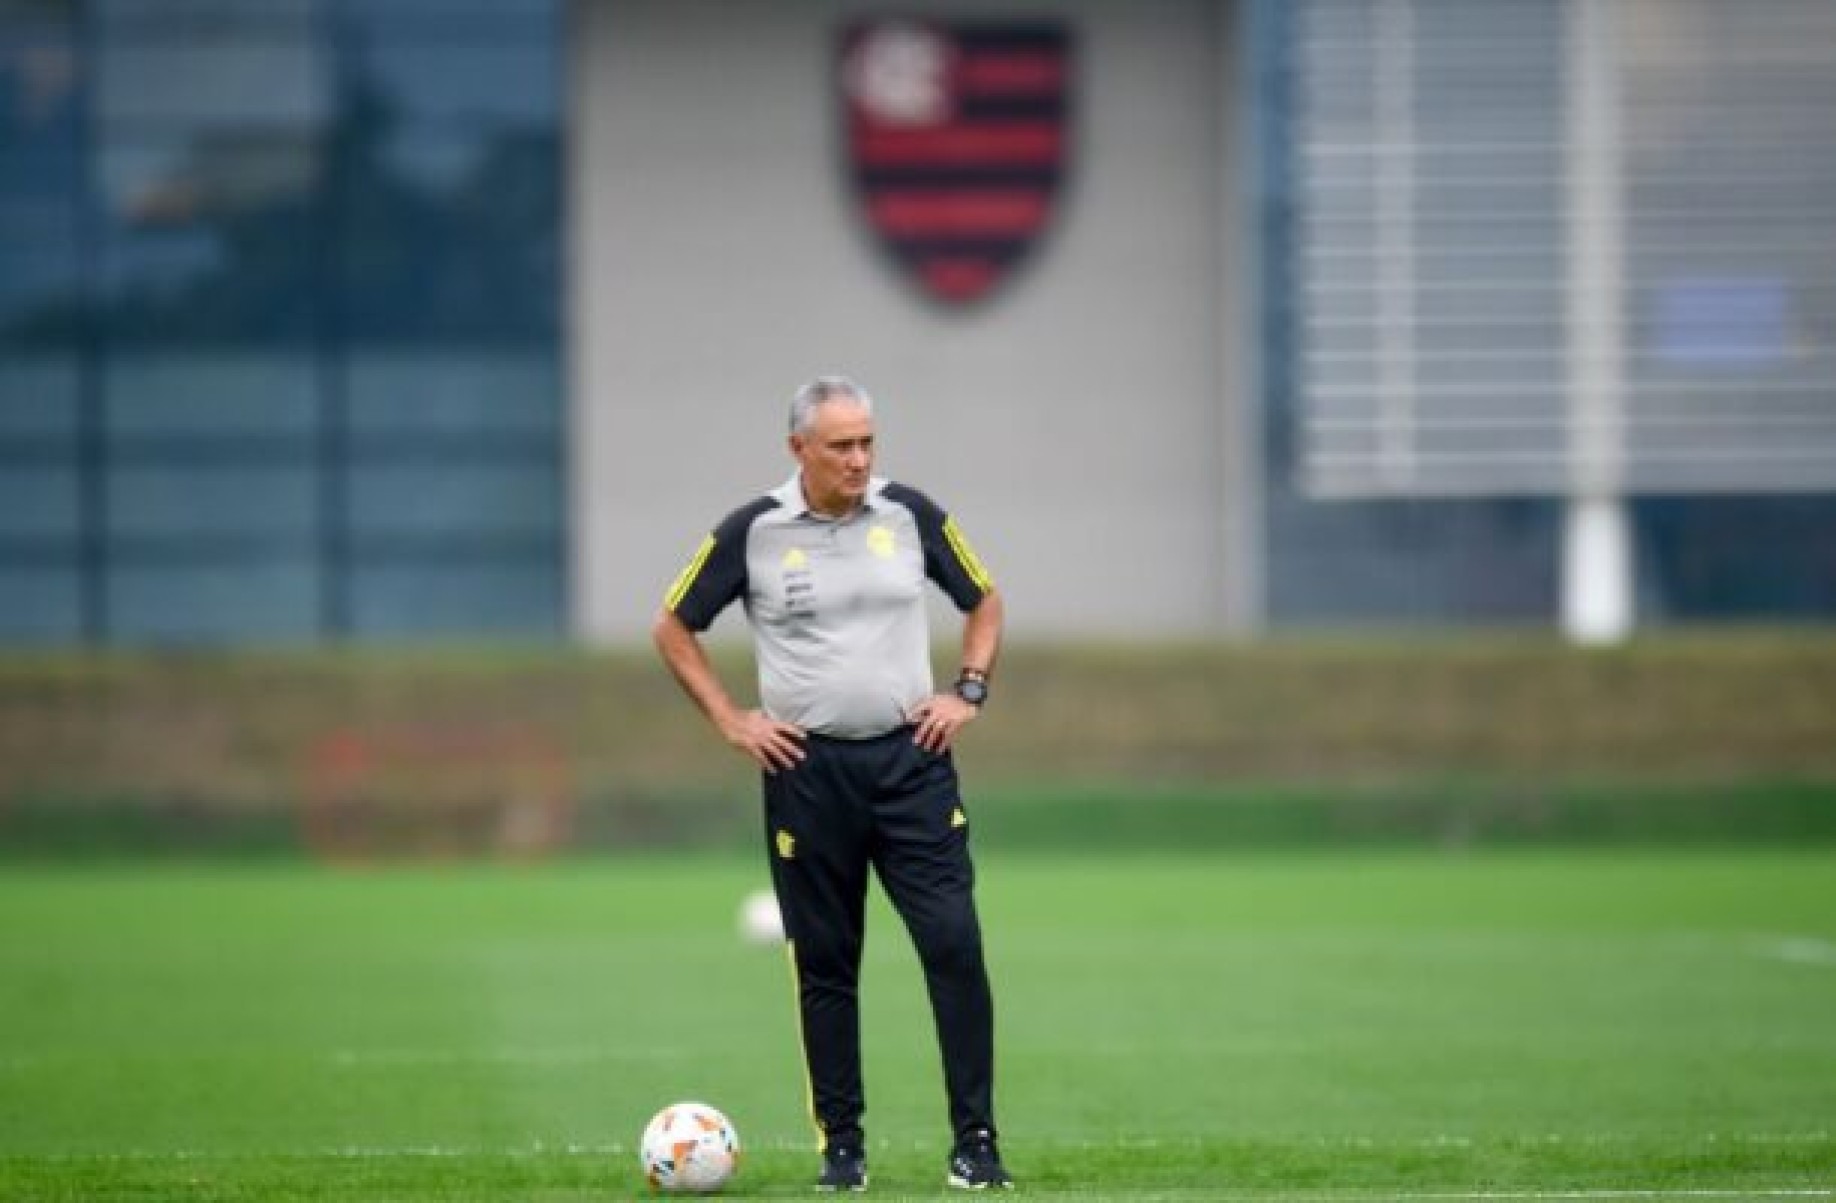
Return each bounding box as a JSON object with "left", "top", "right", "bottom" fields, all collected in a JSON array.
[{"left": 774, "top": 472, "right": 884, "bottom": 519}]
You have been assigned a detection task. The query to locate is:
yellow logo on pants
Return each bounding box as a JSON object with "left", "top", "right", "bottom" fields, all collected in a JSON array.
[{"left": 776, "top": 829, "right": 796, "bottom": 860}]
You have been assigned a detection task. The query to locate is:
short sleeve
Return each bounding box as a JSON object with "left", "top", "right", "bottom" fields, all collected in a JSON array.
[
  {"left": 881, "top": 482, "right": 994, "bottom": 613},
  {"left": 664, "top": 497, "right": 777, "bottom": 632}
]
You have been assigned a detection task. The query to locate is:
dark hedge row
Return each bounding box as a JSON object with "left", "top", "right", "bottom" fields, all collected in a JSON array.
[{"left": 2, "top": 633, "right": 1833, "bottom": 852}]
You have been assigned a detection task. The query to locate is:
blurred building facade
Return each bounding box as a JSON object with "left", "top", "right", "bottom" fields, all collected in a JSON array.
[
  {"left": 0, "top": 0, "right": 564, "bottom": 642},
  {"left": 2, "top": 0, "right": 1833, "bottom": 645}
]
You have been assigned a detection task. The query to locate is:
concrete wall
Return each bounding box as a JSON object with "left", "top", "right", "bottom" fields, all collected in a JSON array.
[{"left": 569, "top": 0, "right": 1249, "bottom": 642}]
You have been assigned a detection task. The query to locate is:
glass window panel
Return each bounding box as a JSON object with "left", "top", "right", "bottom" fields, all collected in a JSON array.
[
  {"left": 348, "top": 462, "right": 557, "bottom": 539},
  {"left": 0, "top": 3, "right": 77, "bottom": 33},
  {"left": 349, "top": 559, "right": 558, "bottom": 637},
  {"left": 0, "top": 245, "right": 79, "bottom": 338},
  {"left": 1639, "top": 496, "right": 1836, "bottom": 618},
  {"left": 104, "top": 351, "right": 319, "bottom": 438},
  {"left": 98, "top": 136, "right": 322, "bottom": 220},
  {"left": 0, "top": 565, "right": 82, "bottom": 642},
  {"left": 107, "top": 464, "right": 316, "bottom": 538},
  {"left": 97, "top": 40, "right": 327, "bottom": 129},
  {"left": 346, "top": 40, "right": 555, "bottom": 128},
  {"left": 107, "top": 556, "right": 319, "bottom": 643},
  {"left": 0, "top": 198, "right": 77, "bottom": 250},
  {"left": 0, "top": 0, "right": 570, "bottom": 648},
  {"left": 0, "top": 144, "right": 81, "bottom": 210},
  {"left": 341, "top": 1, "right": 554, "bottom": 45},
  {"left": 0, "top": 462, "right": 79, "bottom": 536},
  {"left": 98, "top": 137, "right": 321, "bottom": 342},
  {"left": 346, "top": 349, "right": 557, "bottom": 438},
  {"left": 339, "top": 129, "right": 557, "bottom": 339},
  {"left": 0, "top": 32, "right": 81, "bottom": 193},
  {"left": 96, "top": 0, "right": 317, "bottom": 32},
  {"left": 0, "top": 353, "right": 79, "bottom": 436}
]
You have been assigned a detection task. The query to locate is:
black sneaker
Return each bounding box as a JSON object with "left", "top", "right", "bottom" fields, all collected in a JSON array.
[
  {"left": 816, "top": 1145, "right": 868, "bottom": 1192},
  {"left": 946, "top": 1132, "right": 1013, "bottom": 1190}
]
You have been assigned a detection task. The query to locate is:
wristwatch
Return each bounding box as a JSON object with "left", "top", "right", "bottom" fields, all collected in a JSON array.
[{"left": 953, "top": 670, "right": 989, "bottom": 707}]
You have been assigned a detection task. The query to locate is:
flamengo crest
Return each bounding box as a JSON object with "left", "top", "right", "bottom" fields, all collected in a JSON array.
[{"left": 840, "top": 18, "right": 1074, "bottom": 307}]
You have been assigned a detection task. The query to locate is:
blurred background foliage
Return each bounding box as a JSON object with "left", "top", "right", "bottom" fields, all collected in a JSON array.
[{"left": 3, "top": 632, "right": 1833, "bottom": 856}]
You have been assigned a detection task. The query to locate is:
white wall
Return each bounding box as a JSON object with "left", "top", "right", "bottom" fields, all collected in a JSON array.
[{"left": 569, "top": 0, "right": 1248, "bottom": 641}]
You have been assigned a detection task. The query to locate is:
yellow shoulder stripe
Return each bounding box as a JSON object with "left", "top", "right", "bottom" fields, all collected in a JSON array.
[
  {"left": 664, "top": 534, "right": 716, "bottom": 612},
  {"left": 942, "top": 516, "right": 994, "bottom": 593}
]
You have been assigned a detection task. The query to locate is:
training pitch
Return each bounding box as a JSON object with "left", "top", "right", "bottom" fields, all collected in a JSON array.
[{"left": 1, "top": 850, "right": 1832, "bottom": 1200}]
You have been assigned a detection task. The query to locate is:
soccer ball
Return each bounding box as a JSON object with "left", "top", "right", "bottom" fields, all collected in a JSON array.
[
  {"left": 640, "top": 1101, "right": 740, "bottom": 1193},
  {"left": 736, "top": 888, "right": 784, "bottom": 945}
]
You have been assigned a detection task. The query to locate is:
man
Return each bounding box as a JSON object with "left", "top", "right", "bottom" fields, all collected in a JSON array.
[{"left": 652, "top": 376, "right": 1012, "bottom": 1192}]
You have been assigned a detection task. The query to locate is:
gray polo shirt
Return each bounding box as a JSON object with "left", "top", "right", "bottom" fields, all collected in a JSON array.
[{"left": 665, "top": 474, "right": 994, "bottom": 738}]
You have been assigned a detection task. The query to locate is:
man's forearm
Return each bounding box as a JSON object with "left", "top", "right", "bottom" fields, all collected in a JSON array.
[
  {"left": 654, "top": 609, "right": 807, "bottom": 773},
  {"left": 960, "top": 588, "right": 1004, "bottom": 678},
  {"left": 652, "top": 610, "right": 741, "bottom": 733}
]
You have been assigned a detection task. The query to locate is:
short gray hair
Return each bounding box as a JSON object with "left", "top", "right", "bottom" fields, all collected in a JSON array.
[{"left": 790, "top": 375, "right": 874, "bottom": 434}]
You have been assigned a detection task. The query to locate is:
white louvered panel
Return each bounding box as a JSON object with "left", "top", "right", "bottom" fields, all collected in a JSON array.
[
  {"left": 1292, "top": 0, "right": 1836, "bottom": 498},
  {"left": 1619, "top": 0, "right": 1836, "bottom": 492},
  {"left": 1295, "top": 0, "right": 1570, "bottom": 497}
]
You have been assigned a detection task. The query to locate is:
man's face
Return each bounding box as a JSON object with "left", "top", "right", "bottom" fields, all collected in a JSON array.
[{"left": 791, "top": 400, "right": 876, "bottom": 515}]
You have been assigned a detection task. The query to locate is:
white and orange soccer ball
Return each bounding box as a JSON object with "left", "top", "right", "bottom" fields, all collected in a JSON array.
[{"left": 639, "top": 1101, "right": 741, "bottom": 1193}]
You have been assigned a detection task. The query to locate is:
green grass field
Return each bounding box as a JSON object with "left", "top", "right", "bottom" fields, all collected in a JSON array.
[{"left": 2, "top": 851, "right": 1833, "bottom": 1200}]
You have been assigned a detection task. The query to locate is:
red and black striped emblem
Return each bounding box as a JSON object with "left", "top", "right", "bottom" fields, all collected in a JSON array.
[{"left": 840, "top": 18, "right": 1073, "bottom": 307}]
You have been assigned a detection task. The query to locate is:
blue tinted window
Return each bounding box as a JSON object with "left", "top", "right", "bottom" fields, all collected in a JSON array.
[
  {"left": 346, "top": 349, "right": 558, "bottom": 438},
  {"left": 346, "top": 40, "right": 556, "bottom": 128},
  {"left": 108, "top": 464, "right": 317, "bottom": 539},
  {"left": 0, "top": 355, "right": 80, "bottom": 437},
  {"left": 342, "top": 0, "right": 552, "bottom": 27},
  {"left": 104, "top": 352, "right": 319, "bottom": 438},
  {"left": 349, "top": 560, "right": 558, "bottom": 637},
  {"left": 0, "top": 463, "right": 80, "bottom": 537},
  {"left": 98, "top": 40, "right": 329, "bottom": 129},
  {"left": 1639, "top": 497, "right": 1836, "bottom": 619},
  {"left": 349, "top": 462, "right": 558, "bottom": 540},
  {"left": 97, "top": 137, "right": 322, "bottom": 343},
  {"left": 339, "top": 129, "right": 559, "bottom": 340},
  {"left": 0, "top": 259, "right": 81, "bottom": 342},
  {"left": 0, "top": 568, "right": 82, "bottom": 642},
  {"left": 107, "top": 557, "right": 321, "bottom": 643},
  {"left": 97, "top": 0, "right": 318, "bottom": 30},
  {"left": 0, "top": 33, "right": 82, "bottom": 203},
  {"left": 1, "top": 0, "right": 563, "bottom": 645},
  {"left": 0, "top": 194, "right": 77, "bottom": 247}
]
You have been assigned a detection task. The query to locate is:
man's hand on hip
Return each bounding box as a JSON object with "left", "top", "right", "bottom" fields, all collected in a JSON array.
[
  {"left": 721, "top": 710, "right": 806, "bottom": 774},
  {"left": 908, "top": 694, "right": 979, "bottom": 754}
]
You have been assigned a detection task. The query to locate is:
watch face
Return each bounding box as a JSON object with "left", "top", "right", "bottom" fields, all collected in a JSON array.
[{"left": 955, "top": 677, "right": 988, "bottom": 706}]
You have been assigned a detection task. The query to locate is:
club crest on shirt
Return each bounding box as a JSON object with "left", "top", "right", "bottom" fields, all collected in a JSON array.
[{"left": 867, "top": 525, "right": 896, "bottom": 559}]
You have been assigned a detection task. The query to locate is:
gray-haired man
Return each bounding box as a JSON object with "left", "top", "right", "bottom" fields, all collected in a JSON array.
[{"left": 653, "top": 376, "right": 1012, "bottom": 1191}]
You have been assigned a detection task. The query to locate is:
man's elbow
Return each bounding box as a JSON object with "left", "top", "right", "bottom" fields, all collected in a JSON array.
[{"left": 652, "top": 608, "right": 686, "bottom": 653}]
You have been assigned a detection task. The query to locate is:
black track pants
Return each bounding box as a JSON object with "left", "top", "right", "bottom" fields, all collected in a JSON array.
[{"left": 762, "top": 726, "right": 996, "bottom": 1152}]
